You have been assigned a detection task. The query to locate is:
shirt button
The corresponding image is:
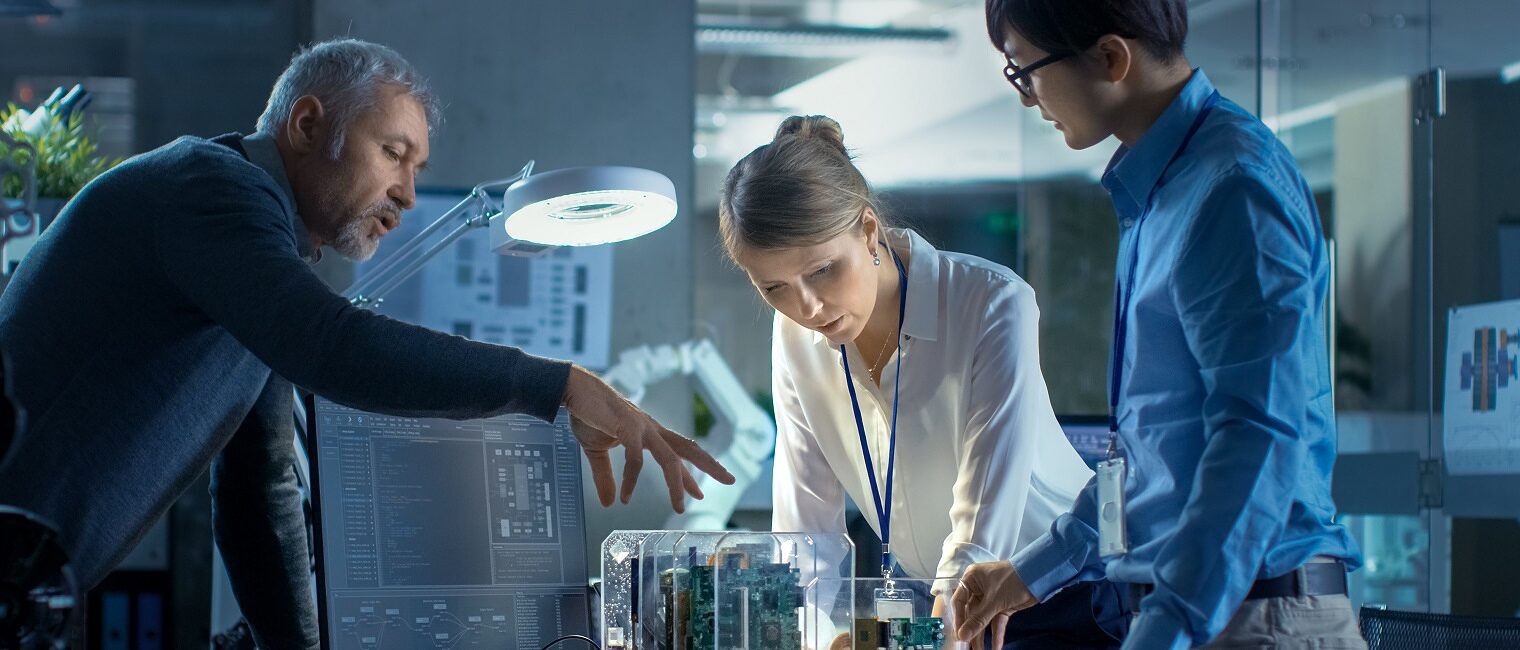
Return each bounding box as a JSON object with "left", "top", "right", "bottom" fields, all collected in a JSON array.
[
  {"left": 1121, "top": 218, "right": 1136, "bottom": 228},
  {"left": 904, "top": 335, "right": 911, "bottom": 341}
]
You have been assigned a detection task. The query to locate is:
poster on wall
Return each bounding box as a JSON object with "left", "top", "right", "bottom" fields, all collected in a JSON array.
[
  {"left": 354, "top": 189, "right": 615, "bottom": 369},
  {"left": 1443, "top": 299, "right": 1520, "bottom": 475}
]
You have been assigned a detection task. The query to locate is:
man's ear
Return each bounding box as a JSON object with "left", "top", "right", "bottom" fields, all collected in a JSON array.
[
  {"left": 285, "top": 95, "right": 327, "bottom": 156},
  {"left": 1092, "top": 34, "right": 1135, "bottom": 84}
]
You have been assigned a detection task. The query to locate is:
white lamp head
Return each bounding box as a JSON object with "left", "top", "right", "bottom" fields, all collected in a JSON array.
[{"left": 490, "top": 165, "right": 677, "bottom": 255}]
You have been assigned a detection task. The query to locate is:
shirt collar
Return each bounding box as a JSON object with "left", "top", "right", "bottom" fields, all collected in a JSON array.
[
  {"left": 240, "top": 133, "right": 321, "bottom": 263},
  {"left": 809, "top": 226, "right": 941, "bottom": 345},
  {"left": 1100, "top": 68, "right": 1215, "bottom": 222}
]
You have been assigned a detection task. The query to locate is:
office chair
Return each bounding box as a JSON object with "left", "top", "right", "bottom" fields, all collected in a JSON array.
[{"left": 1361, "top": 606, "right": 1520, "bottom": 649}]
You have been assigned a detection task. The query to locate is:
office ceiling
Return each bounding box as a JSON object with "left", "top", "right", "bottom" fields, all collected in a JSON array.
[{"left": 693, "top": 0, "right": 1520, "bottom": 189}]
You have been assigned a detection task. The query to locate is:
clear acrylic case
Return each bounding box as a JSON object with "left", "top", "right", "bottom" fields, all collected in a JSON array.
[
  {"left": 708, "top": 532, "right": 854, "bottom": 650},
  {"left": 634, "top": 530, "right": 686, "bottom": 648},
  {"left": 602, "top": 530, "right": 858, "bottom": 649},
  {"left": 804, "top": 577, "right": 966, "bottom": 650},
  {"left": 666, "top": 531, "right": 729, "bottom": 649},
  {"left": 601, "top": 530, "right": 663, "bottom": 649}
]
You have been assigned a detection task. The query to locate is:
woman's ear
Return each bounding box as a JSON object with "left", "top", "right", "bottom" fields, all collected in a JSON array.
[{"left": 860, "top": 208, "right": 881, "bottom": 253}]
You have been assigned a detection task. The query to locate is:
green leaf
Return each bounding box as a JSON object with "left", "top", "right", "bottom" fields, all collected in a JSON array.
[{"left": 1, "top": 102, "right": 121, "bottom": 200}]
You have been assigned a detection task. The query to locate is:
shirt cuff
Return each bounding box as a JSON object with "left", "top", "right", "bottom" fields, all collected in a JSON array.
[
  {"left": 1122, "top": 610, "right": 1193, "bottom": 650},
  {"left": 1008, "top": 534, "right": 1082, "bottom": 602},
  {"left": 934, "top": 542, "right": 996, "bottom": 597}
]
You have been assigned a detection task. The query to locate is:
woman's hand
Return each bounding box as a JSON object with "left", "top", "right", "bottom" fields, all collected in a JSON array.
[{"left": 952, "top": 561, "right": 1036, "bottom": 648}]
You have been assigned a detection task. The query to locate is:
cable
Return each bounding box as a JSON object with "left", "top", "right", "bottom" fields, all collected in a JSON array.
[{"left": 539, "top": 634, "right": 602, "bottom": 650}]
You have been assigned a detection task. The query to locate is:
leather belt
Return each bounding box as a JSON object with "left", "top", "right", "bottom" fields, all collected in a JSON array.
[{"left": 1124, "top": 560, "right": 1348, "bottom": 607}]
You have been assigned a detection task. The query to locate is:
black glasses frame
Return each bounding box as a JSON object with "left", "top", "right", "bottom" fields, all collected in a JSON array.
[{"left": 1003, "top": 52, "right": 1073, "bottom": 98}]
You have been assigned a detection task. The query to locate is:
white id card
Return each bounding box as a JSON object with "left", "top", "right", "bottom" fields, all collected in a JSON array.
[
  {"left": 873, "top": 588, "right": 915, "bottom": 621},
  {"left": 1096, "top": 457, "right": 1128, "bottom": 558}
]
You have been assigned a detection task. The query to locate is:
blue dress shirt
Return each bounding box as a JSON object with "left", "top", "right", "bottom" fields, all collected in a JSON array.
[{"left": 1008, "top": 69, "right": 1363, "bottom": 649}]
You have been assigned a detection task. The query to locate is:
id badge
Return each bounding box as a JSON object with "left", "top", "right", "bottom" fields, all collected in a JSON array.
[
  {"left": 873, "top": 587, "right": 915, "bottom": 620},
  {"left": 1096, "top": 457, "right": 1129, "bottom": 558}
]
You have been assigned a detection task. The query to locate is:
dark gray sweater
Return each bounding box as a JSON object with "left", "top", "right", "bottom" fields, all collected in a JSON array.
[{"left": 0, "top": 133, "right": 571, "bottom": 648}]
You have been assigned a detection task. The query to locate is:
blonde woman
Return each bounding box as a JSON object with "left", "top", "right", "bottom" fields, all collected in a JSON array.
[{"left": 720, "top": 115, "right": 1127, "bottom": 648}]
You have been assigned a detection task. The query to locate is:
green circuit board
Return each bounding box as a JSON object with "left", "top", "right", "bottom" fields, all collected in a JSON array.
[
  {"left": 853, "top": 617, "right": 946, "bottom": 650},
  {"left": 657, "top": 545, "right": 804, "bottom": 650}
]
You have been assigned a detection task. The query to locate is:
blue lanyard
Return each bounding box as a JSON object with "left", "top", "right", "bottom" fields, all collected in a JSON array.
[
  {"left": 1109, "top": 91, "right": 1221, "bottom": 442},
  {"left": 841, "top": 244, "right": 908, "bottom": 578}
]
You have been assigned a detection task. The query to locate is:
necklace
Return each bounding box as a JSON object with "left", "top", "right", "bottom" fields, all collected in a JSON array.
[
  {"left": 866, "top": 255, "right": 902, "bottom": 382},
  {"left": 867, "top": 330, "right": 895, "bottom": 382}
]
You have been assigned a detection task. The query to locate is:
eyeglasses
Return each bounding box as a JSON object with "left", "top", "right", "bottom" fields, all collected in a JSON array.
[{"left": 1003, "top": 52, "right": 1073, "bottom": 98}]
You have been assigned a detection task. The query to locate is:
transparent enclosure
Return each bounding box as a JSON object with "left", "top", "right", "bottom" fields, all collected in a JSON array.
[
  {"left": 709, "top": 533, "right": 855, "bottom": 650},
  {"left": 804, "top": 577, "right": 965, "bottom": 650},
  {"left": 601, "top": 530, "right": 854, "bottom": 649},
  {"left": 602, "top": 530, "right": 663, "bottom": 649},
  {"left": 637, "top": 531, "right": 687, "bottom": 648}
]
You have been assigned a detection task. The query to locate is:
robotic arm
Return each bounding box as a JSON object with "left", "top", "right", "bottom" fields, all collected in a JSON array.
[{"left": 601, "top": 340, "right": 774, "bottom": 531}]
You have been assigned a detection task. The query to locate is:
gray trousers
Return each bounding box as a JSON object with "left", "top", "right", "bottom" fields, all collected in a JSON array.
[{"left": 1199, "top": 594, "right": 1369, "bottom": 649}]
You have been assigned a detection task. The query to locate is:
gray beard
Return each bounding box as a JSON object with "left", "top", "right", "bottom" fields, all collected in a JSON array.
[
  {"left": 331, "top": 214, "right": 379, "bottom": 262},
  {"left": 330, "top": 201, "right": 398, "bottom": 262}
]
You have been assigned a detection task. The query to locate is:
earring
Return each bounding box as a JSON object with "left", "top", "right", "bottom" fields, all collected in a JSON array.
[{"left": 872, "top": 250, "right": 882, "bottom": 266}]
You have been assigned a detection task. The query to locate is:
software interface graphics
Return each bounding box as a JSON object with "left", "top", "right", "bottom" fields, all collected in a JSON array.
[{"left": 313, "top": 398, "right": 589, "bottom": 649}]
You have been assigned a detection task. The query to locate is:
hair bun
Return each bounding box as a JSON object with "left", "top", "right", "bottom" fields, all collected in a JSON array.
[{"left": 774, "top": 114, "right": 847, "bottom": 156}]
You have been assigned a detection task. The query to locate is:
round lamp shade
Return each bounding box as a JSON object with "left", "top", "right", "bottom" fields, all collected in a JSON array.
[{"left": 496, "top": 166, "right": 677, "bottom": 247}]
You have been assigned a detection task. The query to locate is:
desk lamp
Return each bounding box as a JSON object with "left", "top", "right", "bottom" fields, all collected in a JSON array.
[{"left": 346, "top": 161, "right": 676, "bottom": 307}]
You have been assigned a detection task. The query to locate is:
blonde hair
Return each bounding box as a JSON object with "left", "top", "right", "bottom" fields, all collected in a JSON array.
[{"left": 718, "top": 115, "right": 885, "bottom": 257}]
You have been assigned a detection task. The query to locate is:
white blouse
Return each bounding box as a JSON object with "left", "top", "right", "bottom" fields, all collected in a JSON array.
[{"left": 770, "top": 228, "right": 1093, "bottom": 593}]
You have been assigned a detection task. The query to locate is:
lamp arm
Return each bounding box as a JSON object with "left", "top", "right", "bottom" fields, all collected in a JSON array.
[
  {"left": 350, "top": 214, "right": 488, "bottom": 306},
  {"left": 471, "top": 160, "right": 535, "bottom": 213},
  {"left": 344, "top": 195, "right": 481, "bottom": 301},
  {"left": 344, "top": 161, "right": 536, "bottom": 306}
]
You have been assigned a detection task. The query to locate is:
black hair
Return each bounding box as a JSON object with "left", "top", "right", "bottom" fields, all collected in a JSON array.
[{"left": 985, "top": 0, "right": 1188, "bottom": 63}]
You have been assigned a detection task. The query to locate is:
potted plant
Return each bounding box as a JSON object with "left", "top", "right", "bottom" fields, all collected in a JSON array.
[{"left": 0, "top": 97, "right": 120, "bottom": 270}]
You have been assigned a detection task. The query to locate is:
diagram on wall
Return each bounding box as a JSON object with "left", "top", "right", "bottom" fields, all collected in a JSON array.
[
  {"left": 1444, "top": 299, "right": 1520, "bottom": 475},
  {"left": 353, "top": 189, "right": 615, "bottom": 369},
  {"left": 1459, "top": 326, "right": 1517, "bottom": 411}
]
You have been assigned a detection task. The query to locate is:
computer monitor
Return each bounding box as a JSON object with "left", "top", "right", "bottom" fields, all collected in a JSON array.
[
  {"left": 1058, "top": 415, "right": 1110, "bottom": 470},
  {"left": 307, "top": 396, "right": 590, "bottom": 649}
]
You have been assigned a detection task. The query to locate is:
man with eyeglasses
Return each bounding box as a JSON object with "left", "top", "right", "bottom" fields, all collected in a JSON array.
[{"left": 953, "top": 1, "right": 1367, "bottom": 649}]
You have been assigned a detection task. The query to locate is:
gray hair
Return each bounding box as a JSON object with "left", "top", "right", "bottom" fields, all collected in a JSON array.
[{"left": 256, "top": 38, "right": 442, "bottom": 159}]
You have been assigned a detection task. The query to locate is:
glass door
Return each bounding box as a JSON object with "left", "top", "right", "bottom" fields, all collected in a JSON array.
[
  {"left": 1267, "top": 0, "right": 1441, "bottom": 613},
  {"left": 1427, "top": 0, "right": 1520, "bottom": 618}
]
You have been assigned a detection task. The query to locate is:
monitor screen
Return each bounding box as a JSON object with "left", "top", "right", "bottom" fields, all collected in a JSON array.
[
  {"left": 1059, "top": 415, "right": 1109, "bottom": 470},
  {"left": 308, "top": 397, "right": 590, "bottom": 649}
]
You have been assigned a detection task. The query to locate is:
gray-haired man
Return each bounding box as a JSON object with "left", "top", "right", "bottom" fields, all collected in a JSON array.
[{"left": 0, "top": 39, "right": 731, "bottom": 648}]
